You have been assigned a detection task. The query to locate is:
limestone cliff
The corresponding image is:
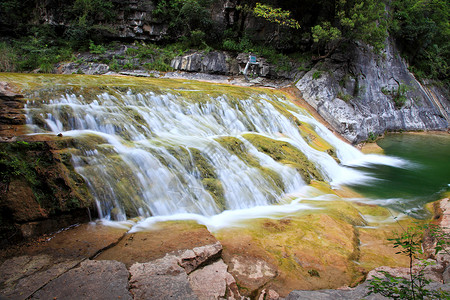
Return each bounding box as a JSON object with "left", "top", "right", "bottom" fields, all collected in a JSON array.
[{"left": 295, "top": 41, "right": 449, "bottom": 143}]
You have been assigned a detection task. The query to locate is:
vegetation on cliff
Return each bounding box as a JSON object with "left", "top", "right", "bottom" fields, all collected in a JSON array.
[{"left": 0, "top": 0, "right": 447, "bottom": 82}]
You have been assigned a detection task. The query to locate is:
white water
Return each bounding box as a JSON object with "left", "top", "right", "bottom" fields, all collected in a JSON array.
[{"left": 25, "top": 85, "right": 408, "bottom": 225}]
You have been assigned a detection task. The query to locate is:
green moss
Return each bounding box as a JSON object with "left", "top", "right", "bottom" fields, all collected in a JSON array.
[
  {"left": 188, "top": 147, "right": 217, "bottom": 179},
  {"left": 215, "top": 136, "right": 285, "bottom": 191},
  {"left": 215, "top": 136, "right": 259, "bottom": 167},
  {"left": 243, "top": 133, "right": 323, "bottom": 183},
  {"left": 0, "top": 140, "right": 93, "bottom": 215},
  {"left": 202, "top": 178, "right": 225, "bottom": 211}
]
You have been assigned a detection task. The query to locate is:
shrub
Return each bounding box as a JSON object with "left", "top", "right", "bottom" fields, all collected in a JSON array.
[
  {"left": 89, "top": 40, "right": 106, "bottom": 54},
  {"left": 368, "top": 224, "right": 450, "bottom": 299}
]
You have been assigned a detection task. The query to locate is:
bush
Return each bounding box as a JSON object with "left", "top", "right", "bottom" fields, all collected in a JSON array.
[{"left": 89, "top": 40, "right": 106, "bottom": 54}]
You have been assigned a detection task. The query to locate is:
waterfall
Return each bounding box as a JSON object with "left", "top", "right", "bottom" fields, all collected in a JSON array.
[{"left": 25, "top": 81, "right": 400, "bottom": 222}]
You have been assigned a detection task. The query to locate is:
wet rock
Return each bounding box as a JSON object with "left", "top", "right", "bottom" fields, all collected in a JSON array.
[
  {"left": 3, "top": 179, "right": 48, "bottom": 223},
  {"left": 32, "top": 223, "right": 127, "bottom": 259},
  {"left": 129, "top": 254, "right": 198, "bottom": 300},
  {"left": 0, "top": 82, "right": 26, "bottom": 138},
  {"left": 31, "top": 260, "right": 132, "bottom": 300},
  {"left": 0, "top": 255, "right": 80, "bottom": 300}
]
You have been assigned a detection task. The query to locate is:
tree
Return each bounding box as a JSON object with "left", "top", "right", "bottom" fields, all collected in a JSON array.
[
  {"left": 312, "top": 0, "right": 388, "bottom": 57},
  {"left": 252, "top": 2, "right": 300, "bottom": 46}
]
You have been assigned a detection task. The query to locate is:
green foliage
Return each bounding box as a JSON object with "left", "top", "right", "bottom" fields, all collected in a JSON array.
[
  {"left": 390, "top": 0, "right": 449, "bottom": 81},
  {"left": 72, "top": 0, "right": 115, "bottom": 26},
  {"left": 0, "top": 42, "right": 17, "bottom": 72},
  {"left": 188, "top": 30, "right": 207, "bottom": 48},
  {"left": 89, "top": 40, "right": 106, "bottom": 54},
  {"left": 107, "top": 58, "right": 119, "bottom": 72},
  {"left": 393, "top": 84, "right": 409, "bottom": 108},
  {"left": 253, "top": 3, "right": 300, "bottom": 30},
  {"left": 312, "top": 0, "right": 388, "bottom": 55},
  {"left": 1, "top": 33, "right": 75, "bottom": 73},
  {"left": 337, "top": 91, "right": 352, "bottom": 102},
  {"left": 153, "top": 0, "right": 214, "bottom": 44},
  {"left": 368, "top": 224, "right": 450, "bottom": 299},
  {"left": 312, "top": 22, "right": 341, "bottom": 45},
  {"left": 381, "top": 84, "right": 410, "bottom": 108},
  {"left": 0, "top": 141, "right": 43, "bottom": 185},
  {"left": 367, "top": 132, "right": 378, "bottom": 142}
]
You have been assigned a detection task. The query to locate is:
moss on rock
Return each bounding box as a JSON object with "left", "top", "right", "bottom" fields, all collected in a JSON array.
[{"left": 242, "top": 133, "right": 323, "bottom": 183}]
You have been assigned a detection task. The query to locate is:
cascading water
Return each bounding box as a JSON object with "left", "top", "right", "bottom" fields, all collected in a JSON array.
[{"left": 24, "top": 77, "right": 407, "bottom": 226}]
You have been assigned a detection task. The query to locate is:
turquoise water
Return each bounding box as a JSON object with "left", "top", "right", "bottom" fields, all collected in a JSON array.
[{"left": 348, "top": 133, "right": 450, "bottom": 217}]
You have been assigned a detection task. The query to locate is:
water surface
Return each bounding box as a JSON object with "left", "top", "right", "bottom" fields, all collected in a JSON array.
[{"left": 348, "top": 133, "right": 450, "bottom": 217}]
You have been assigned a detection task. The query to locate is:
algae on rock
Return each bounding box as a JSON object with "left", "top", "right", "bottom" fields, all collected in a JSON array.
[{"left": 242, "top": 133, "right": 323, "bottom": 183}]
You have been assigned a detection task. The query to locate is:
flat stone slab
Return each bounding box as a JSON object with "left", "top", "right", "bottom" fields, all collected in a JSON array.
[
  {"left": 0, "top": 255, "right": 80, "bottom": 300},
  {"left": 31, "top": 260, "right": 131, "bottom": 300}
]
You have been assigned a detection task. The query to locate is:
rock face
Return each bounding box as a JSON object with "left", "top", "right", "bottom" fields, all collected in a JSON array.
[
  {"left": 295, "top": 41, "right": 449, "bottom": 143},
  {"left": 170, "top": 51, "right": 305, "bottom": 81},
  {"left": 0, "top": 82, "right": 26, "bottom": 140},
  {"left": 0, "top": 83, "right": 95, "bottom": 244},
  {"left": 171, "top": 51, "right": 233, "bottom": 75}
]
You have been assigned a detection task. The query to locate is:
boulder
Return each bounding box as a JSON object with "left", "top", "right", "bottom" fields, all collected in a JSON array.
[
  {"left": 58, "top": 62, "right": 110, "bottom": 75},
  {"left": 286, "top": 282, "right": 387, "bottom": 300},
  {"left": 179, "top": 241, "right": 222, "bottom": 274},
  {"left": 129, "top": 241, "right": 245, "bottom": 300},
  {"left": 188, "top": 259, "right": 238, "bottom": 300},
  {"left": 129, "top": 254, "right": 198, "bottom": 300}
]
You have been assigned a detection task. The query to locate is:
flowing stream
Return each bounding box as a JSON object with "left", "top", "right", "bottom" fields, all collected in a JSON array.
[{"left": 18, "top": 75, "right": 432, "bottom": 229}]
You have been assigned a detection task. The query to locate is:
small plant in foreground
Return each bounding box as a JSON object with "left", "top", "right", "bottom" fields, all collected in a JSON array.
[{"left": 367, "top": 224, "right": 450, "bottom": 299}]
